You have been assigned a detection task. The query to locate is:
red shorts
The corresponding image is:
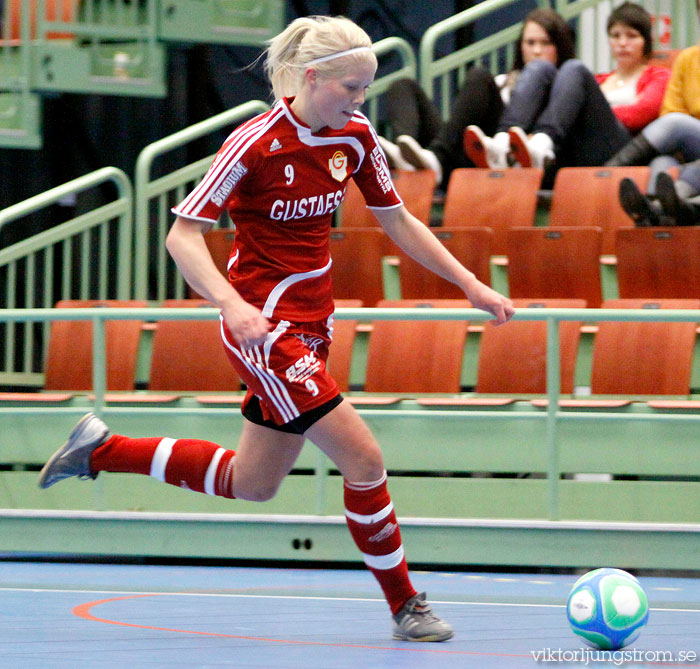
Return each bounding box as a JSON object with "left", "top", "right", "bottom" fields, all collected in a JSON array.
[{"left": 220, "top": 314, "right": 341, "bottom": 428}]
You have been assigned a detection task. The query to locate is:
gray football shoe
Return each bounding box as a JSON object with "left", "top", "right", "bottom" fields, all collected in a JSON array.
[
  {"left": 37, "top": 412, "right": 109, "bottom": 489},
  {"left": 392, "top": 592, "right": 454, "bottom": 642}
]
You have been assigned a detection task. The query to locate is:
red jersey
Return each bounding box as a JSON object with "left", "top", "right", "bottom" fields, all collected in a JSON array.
[
  {"left": 173, "top": 97, "right": 402, "bottom": 321},
  {"left": 596, "top": 65, "right": 671, "bottom": 133}
]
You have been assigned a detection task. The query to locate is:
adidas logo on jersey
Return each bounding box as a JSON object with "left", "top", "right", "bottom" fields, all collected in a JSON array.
[{"left": 269, "top": 138, "right": 282, "bottom": 152}]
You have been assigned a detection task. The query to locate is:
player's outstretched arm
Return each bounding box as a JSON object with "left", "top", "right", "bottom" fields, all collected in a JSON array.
[
  {"left": 372, "top": 206, "right": 514, "bottom": 325},
  {"left": 166, "top": 216, "right": 270, "bottom": 346}
]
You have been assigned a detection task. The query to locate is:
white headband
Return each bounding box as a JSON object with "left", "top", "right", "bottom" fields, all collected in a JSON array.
[{"left": 305, "top": 46, "right": 373, "bottom": 66}]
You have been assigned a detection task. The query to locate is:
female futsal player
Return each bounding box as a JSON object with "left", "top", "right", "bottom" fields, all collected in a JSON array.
[{"left": 38, "top": 15, "right": 514, "bottom": 642}]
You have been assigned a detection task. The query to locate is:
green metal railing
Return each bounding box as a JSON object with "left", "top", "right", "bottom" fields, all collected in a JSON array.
[
  {"left": 1, "top": 304, "right": 700, "bottom": 523},
  {"left": 31, "top": 0, "right": 166, "bottom": 97},
  {"left": 157, "top": 0, "right": 285, "bottom": 46},
  {"left": 0, "top": 0, "right": 287, "bottom": 148},
  {"left": 365, "top": 36, "right": 417, "bottom": 127},
  {"left": 0, "top": 167, "right": 132, "bottom": 385},
  {"left": 133, "top": 100, "right": 270, "bottom": 301},
  {"left": 0, "top": 0, "right": 42, "bottom": 147}
]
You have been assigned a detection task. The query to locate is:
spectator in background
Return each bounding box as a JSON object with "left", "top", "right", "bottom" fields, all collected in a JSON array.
[
  {"left": 467, "top": 2, "right": 669, "bottom": 173},
  {"left": 607, "top": 0, "right": 700, "bottom": 198},
  {"left": 376, "top": 7, "right": 576, "bottom": 188},
  {"left": 619, "top": 162, "right": 700, "bottom": 226}
]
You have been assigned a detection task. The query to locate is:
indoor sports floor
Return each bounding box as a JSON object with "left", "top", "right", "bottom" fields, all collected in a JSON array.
[{"left": 1, "top": 561, "right": 699, "bottom": 667}]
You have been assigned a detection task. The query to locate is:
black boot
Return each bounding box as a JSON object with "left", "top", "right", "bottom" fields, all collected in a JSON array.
[
  {"left": 655, "top": 172, "right": 700, "bottom": 226},
  {"left": 605, "top": 135, "right": 659, "bottom": 167},
  {"left": 619, "top": 178, "right": 662, "bottom": 226}
]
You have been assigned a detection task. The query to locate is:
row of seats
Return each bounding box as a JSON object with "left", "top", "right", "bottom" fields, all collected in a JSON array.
[
  {"left": 202, "top": 225, "right": 700, "bottom": 309},
  {"left": 340, "top": 298, "right": 700, "bottom": 399},
  {"left": 341, "top": 166, "right": 652, "bottom": 255},
  {"left": 16, "top": 298, "right": 700, "bottom": 400}
]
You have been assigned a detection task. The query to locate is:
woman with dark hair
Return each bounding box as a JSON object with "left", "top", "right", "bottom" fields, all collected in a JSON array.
[
  {"left": 377, "top": 8, "right": 576, "bottom": 187},
  {"left": 469, "top": 2, "right": 669, "bottom": 171},
  {"left": 607, "top": 0, "right": 700, "bottom": 218}
]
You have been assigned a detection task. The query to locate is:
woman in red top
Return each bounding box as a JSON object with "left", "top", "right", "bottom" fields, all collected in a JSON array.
[
  {"left": 467, "top": 2, "right": 670, "bottom": 172},
  {"left": 37, "top": 16, "right": 514, "bottom": 642}
]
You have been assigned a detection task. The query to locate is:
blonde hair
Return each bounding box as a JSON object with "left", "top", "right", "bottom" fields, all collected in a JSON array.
[{"left": 264, "top": 16, "right": 375, "bottom": 101}]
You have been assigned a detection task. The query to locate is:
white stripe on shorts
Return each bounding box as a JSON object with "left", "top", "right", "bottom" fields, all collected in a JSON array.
[
  {"left": 219, "top": 315, "right": 300, "bottom": 423},
  {"left": 363, "top": 545, "right": 405, "bottom": 570},
  {"left": 150, "top": 437, "right": 176, "bottom": 482},
  {"left": 245, "top": 343, "right": 298, "bottom": 422},
  {"left": 204, "top": 447, "right": 226, "bottom": 495}
]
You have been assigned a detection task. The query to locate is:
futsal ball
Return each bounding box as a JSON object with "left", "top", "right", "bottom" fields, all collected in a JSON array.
[{"left": 566, "top": 568, "right": 649, "bottom": 650}]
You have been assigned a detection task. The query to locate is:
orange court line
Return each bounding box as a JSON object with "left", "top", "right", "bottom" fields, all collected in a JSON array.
[{"left": 72, "top": 593, "right": 531, "bottom": 658}]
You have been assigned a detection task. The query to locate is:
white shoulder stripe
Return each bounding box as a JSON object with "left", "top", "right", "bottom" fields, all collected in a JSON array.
[
  {"left": 180, "top": 110, "right": 279, "bottom": 214},
  {"left": 180, "top": 107, "right": 286, "bottom": 215},
  {"left": 176, "top": 114, "right": 270, "bottom": 214}
]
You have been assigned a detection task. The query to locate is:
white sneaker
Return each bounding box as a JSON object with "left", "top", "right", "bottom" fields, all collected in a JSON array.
[
  {"left": 509, "top": 127, "right": 554, "bottom": 169},
  {"left": 377, "top": 136, "right": 416, "bottom": 171},
  {"left": 463, "top": 125, "right": 509, "bottom": 169},
  {"left": 395, "top": 135, "right": 443, "bottom": 184}
]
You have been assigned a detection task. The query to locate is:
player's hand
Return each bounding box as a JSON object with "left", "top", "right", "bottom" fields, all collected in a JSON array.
[
  {"left": 464, "top": 280, "right": 515, "bottom": 326},
  {"left": 221, "top": 298, "right": 271, "bottom": 347}
]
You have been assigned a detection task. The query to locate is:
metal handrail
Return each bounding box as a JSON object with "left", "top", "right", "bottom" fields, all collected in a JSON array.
[
  {"left": 0, "top": 167, "right": 133, "bottom": 298},
  {"left": 2, "top": 304, "right": 700, "bottom": 522},
  {"left": 133, "top": 100, "right": 270, "bottom": 300},
  {"left": 365, "top": 36, "right": 417, "bottom": 125}
]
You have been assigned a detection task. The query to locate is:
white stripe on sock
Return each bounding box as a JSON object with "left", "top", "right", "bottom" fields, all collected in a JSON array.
[
  {"left": 345, "top": 470, "right": 387, "bottom": 491},
  {"left": 363, "top": 545, "right": 405, "bottom": 570},
  {"left": 204, "top": 447, "right": 226, "bottom": 495},
  {"left": 150, "top": 437, "right": 176, "bottom": 482},
  {"left": 345, "top": 501, "right": 394, "bottom": 525}
]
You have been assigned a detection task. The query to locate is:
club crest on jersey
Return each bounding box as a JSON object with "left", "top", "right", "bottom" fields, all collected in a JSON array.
[{"left": 329, "top": 151, "right": 348, "bottom": 182}]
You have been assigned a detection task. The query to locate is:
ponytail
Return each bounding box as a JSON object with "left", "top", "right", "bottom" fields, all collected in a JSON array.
[{"left": 264, "top": 16, "right": 374, "bottom": 101}]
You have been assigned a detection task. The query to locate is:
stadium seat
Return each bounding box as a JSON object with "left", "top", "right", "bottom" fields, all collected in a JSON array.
[
  {"left": 505, "top": 226, "right": 603, "bottom": 307},
  {"left": 364, "top": 299, "right": 469, "bottom": 393},
  {"left": 149, "top": 299, "right": 240, "bottom": 392},
  {"left": 441, "top": 168, "right": 542, "bottom": 254},
  {"left": 189, "top": 228, "right": 236, "bottom": 298},
  {"left": 338, "top": 178, "right": 377, "bottom": 227},
  {"left": 548, "top": 166, "right": 649, "bottom": 254},
  {"left": 615, "top": 227, "right": 700, "bottom": 299},
  {"left": 329, "top": 227, "right": 390, "bottom": 306},
  {"left": 339, "top": 170, "right": 435, "bottom": 227},
  {"left": 326, "top": 299, "right": 363, "bottom": 392},
  {"left": 44, "top": 299, "right": 146, "bottom": 391},
  {"left": 476, "top": 299, "right": 586, "bottom": 394},
  {"left": 397, "top": 227, "right": 493, "bottom": 299},
  {"left": 392, "top": 169, "right": 436, "bottom": 225},
  {"left": 591, "top": 299, "right": 700, "bottom": 396}
]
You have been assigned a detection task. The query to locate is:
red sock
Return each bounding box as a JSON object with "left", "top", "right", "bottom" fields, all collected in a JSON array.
[
  {"left": 344, "top": 473, "right": 416, "bottom": 614},
  {"left": 90, "top": 435, "right": 236, "bottom": 498}
]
